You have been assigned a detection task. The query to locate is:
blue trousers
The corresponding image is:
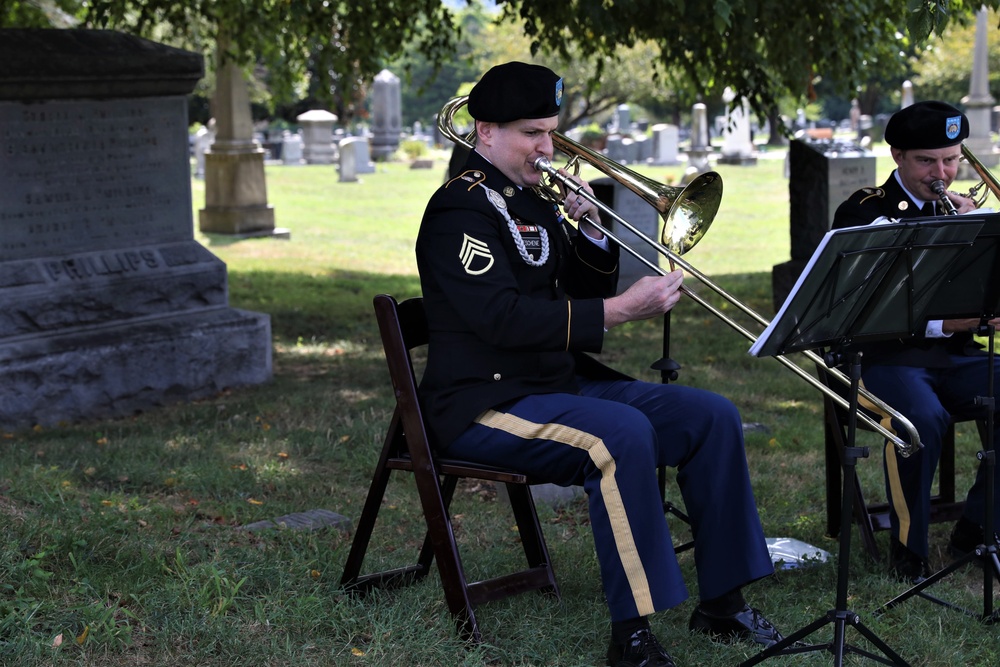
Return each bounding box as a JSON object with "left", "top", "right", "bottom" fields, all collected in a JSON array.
[
  {"left": 443, "top": 377, "right": 774, "bottom": 622},
  {"left": 863, "top": 355, "right": 1000, "bottom": 559}
]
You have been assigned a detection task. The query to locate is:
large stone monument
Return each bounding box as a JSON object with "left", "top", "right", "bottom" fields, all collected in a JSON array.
[
  {"left": 772, "top": 139, "right": 875, "bottom": 310},
  {"left": 0, "top": 29, "right": 273, "bottom": 429}
]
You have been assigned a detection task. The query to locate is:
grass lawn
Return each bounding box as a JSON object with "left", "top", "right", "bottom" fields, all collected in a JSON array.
[{"left": 0, "top": 149, "right": 997, "bottom": 666}]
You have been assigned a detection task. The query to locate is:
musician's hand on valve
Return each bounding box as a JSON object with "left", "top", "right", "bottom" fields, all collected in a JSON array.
[{"left": 603, "top": 270, "right": 684, "bottom": 331}]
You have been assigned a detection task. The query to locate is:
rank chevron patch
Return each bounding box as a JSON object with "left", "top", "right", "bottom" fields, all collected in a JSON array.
[{"left": 460, "top": 234, "right": 494, "bottom": 275}]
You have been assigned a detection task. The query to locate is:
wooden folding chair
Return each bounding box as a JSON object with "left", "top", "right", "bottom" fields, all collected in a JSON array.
[
  {"left": 817, "top": 364, "right": 974, "bottom": 561},
  {"left": 340, "top": 294, "right": 560, "bottom": 642}
]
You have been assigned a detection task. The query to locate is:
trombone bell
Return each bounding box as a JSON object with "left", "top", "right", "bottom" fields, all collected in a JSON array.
[{"left": 549, "top": 133, "right": 723, "bottom": 256}]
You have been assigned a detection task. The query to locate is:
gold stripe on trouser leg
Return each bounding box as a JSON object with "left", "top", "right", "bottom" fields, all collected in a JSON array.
[
  {"left": 476, "top": 409, "right": 655, "bottom": 615},
  {"left": 858, "top": 380, "right": 911, "bottom": 545}
]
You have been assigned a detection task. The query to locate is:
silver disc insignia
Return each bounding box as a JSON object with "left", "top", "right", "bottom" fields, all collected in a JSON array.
[{"left": 487, "top": 189, "right": 507, "bottom": 210}]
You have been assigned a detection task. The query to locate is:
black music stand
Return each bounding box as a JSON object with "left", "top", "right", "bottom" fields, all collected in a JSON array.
[
  {"left": 743, "top": 216, "right": 985, "bottom": 667},
  {"left": 875, "top": 216, "right": 1000, "bottom": 622}
]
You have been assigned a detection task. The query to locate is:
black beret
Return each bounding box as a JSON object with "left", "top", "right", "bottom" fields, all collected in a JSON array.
[
  {"left": 467, "top": 61, "right": 563, "bottom": 123},
  {"left": 884, "top": 100, "right": 969, "bottom": 150}
]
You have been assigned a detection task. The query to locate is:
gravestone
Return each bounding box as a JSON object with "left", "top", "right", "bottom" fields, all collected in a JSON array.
[
  {"left": 901, "top": 80, "right": 914, "bottom": 109},
  {"left": 613, "top": 104, "right": 631, "bottom": 134},
  {"left": 338, "top": 137, "right": 359, "bottom": 182},
  {"left": 370, "top": 69, "right": 402, "bottom": 160},
  {"left": 346, "top": 136, "right": 375, "bottom": 174},
  {"left": 633, "top": 134, "right": 652, "bottom": 163},
  {"left": 719, "top": 88, "right": 757, "bottom": 165},
  {"left": 297, "top": 109, "right": 337, "bottom": 165},
  {"left": 684, "top": 103, "right": 711, "bottom": 181},
  {"left": 652, "top": 124, "right": 680, "bottom": 165},
  {"left": 0, "top": 29, "right": 272, "bottom": 430},
  {"left": 772, "top": 139, "right": 875, "bottom": 310},
  {"left": 193, "top": 120, "right": 215, "bottom": 178},
  {"left": 592, "top": 177, "right": 661, "bottom": 290},
  {"left": 605, "top": 135, "right": 625, "bottom": 163},
  {"left": 281, "top": 131, "right": 303, "bottom": 165}
]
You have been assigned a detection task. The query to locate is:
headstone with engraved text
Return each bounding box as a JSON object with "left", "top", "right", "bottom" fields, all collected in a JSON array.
[
  {"left": 0, "top": 29, "right": 272, "bottom": 429},
  {"left": 772, "top": 139, "right": 876, "bottom": 309}
]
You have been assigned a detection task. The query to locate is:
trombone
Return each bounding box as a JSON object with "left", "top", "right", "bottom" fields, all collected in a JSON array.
[
  {"left": 960, "top": 144, "right": 1000, "bottom": 207},
  {"left": 438, "top": 95, "right": 922, "bottom": 457}
]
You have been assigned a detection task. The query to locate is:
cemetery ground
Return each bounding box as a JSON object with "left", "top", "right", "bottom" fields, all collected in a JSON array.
[{"left": 1, "top": 153, "right": 998, "bottom": 666}]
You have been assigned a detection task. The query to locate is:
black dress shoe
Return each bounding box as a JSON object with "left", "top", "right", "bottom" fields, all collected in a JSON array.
[
  {"left": 688, "top": 604, "right": 783, "bottom": 648},
  {"left": 606, "top": 628, "right": 676, "bottom": 667},
  {"left": 888, "top": 539, "right": 929, "bottom": 583}
]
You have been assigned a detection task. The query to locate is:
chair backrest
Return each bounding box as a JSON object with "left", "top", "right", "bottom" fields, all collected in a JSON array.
[{"left": 373, "top": 294, "right": 435, "bottom": 466}]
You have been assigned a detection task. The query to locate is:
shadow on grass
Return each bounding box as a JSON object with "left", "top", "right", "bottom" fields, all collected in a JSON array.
[{"left": 226, "top": 268, "right": 421, "bottom": 347}]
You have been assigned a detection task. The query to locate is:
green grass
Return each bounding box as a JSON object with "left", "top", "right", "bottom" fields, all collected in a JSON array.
[{"left": 0, "top": 152, "right": 997, "bottom": 666}]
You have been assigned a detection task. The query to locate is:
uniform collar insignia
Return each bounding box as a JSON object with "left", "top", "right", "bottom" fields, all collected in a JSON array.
[
  {"left": 858, "top": 187, "right": 885, "bottom": 205},
  {"left": 446, "top": 169, "right": 486, "bottom": 192},
  {"left": 504, "top": 186, "right": 515, "bottom": 197}
]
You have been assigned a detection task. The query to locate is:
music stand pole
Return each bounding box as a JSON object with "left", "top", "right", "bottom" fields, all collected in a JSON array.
[{"left": 741, "top": 352, "right": 911, "bottom": 667}]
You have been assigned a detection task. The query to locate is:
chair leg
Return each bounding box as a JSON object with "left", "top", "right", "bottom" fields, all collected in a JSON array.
[
  {"left": 341, "top": 417, "right": 432, "bottom": 591},
  {"left": 505, "top": 483, "right": 559, "bottom": 595},
  {"left": 410, "top": 471, "right": 483, "bottom": 642}
]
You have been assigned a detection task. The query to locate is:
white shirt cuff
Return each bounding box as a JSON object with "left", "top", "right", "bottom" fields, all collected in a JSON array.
[
  {"left": 925, "top": 320, "right": 951, "bottom": 338},
  {"left": 582, "top": 232, "right": 610, "bottom": 252}
]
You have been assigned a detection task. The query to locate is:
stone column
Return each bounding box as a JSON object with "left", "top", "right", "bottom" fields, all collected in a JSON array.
[
  {"left": 961, "top": 5, "right": 998, "bottom": 172},
  {"left": 199, "top": 37, "right": 287, "bottom": 238},
  {"left": 370, "top": 69, "right": 402, "bottom": 160},
  {"left": 684, "top": 102, "right": 711, "bottom": 182}
]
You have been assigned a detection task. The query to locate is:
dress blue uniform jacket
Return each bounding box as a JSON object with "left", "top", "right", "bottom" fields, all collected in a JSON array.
[
  {"left": 414, "top": 149, "right": 774, "bottom": 621},
  {"left": 416, "top": 150, "right": 624, "bottom": 448}
]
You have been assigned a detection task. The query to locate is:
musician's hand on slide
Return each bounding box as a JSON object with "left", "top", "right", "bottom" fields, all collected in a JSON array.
[{"left": 603, "top": 271, "right": 683, "bottom": 330}]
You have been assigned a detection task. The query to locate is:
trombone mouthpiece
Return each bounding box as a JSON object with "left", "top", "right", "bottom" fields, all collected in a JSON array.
[
  {"left": 534, "top": 157, "right": 553, "bottom": 172},
  {"left": 930, "top": 180, "right": 947, "bottom": 196}
]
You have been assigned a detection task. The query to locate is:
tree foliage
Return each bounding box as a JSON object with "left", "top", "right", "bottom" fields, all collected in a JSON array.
[
  {"left": 500, "top": 0, "right": 1000, "bottom": 122},
  {"left": 78, "top": 0, "right": 462, "bottom": 110},
  {"left": 913, "top": 7, "right": 1000, "bottom": 104},
  {"left": 4, "top": 0, "right": 998, "bottom": 129}
]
